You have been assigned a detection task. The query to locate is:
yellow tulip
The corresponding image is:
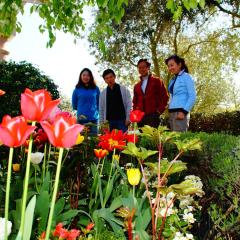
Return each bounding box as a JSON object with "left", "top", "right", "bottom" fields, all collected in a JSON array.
[
  {"left": 12, "top": 163, "right": 20, "bottom": 172},
  {"left": 76, "top": 134, "right": 84, "bottom": 145},
  {"left": 127, "top": 168, "right": 141, "bottom": 186}
]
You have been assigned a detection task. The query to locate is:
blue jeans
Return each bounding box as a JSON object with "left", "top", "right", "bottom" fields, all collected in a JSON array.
[
  {"left": 109, "top": 120, "right": 127, "bottom": 132},
  {"left": 78, "top": 119, "right": 98, "bottom": 136}
]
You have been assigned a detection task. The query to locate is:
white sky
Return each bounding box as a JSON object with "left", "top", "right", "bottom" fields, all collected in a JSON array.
[{"left": 5, "top": 4, "right": 104, "bottom": 99}]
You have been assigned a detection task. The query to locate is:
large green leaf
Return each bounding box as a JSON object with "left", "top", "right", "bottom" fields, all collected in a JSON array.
[
  {"left": 93, "top": 208, "right": 124, "bottom": 236},
  {"left": 35, "top": 191, "right": 50, "bottom": 233},
  {"left": 56, "top": 209, "right": 79, "bottom": 222},
  {"left": 17, "top": 195, "right": 36, "bottom": 240}
]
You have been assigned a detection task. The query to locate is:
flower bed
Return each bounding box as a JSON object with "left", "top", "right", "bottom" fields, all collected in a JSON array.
[{"left": 0, "top": 89, "right": 207, "bottom": 240}]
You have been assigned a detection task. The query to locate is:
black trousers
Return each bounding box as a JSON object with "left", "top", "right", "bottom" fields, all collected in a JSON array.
[{"left": 138, "top": 112, "right": 161, "bottom": 128}]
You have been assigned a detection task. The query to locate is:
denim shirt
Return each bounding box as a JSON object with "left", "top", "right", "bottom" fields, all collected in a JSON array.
[{"left": 168, "top": 71, "right": 196, "bottom": 113}]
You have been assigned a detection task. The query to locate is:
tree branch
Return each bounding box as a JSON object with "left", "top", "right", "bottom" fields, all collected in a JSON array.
[{"left": 211, "top": 0, "right": 240, "bottom": 19}]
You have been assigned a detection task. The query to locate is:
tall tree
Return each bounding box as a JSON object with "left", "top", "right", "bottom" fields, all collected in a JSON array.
[{"left": 89, "top": 0, "right": 240, "bottom": 113}]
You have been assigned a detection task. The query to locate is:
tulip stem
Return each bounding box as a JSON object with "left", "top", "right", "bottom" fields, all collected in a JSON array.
[
  {"left": 42, "top": 143, "right": 47, "bottom": 181},
  {"left": 45, "top": 147, "right": 64, "bottom": 240},
  {"left": 133, "top": 185, "right": 135, "bottom": 199},
  {"left": 4, "top": 147, "right": 14, "bottom": 240},
  {"left": 19, "top": 121, "right": 36, "bottom": 237}
]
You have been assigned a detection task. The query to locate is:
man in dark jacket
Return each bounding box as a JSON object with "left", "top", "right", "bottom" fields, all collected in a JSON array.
[{"left": 133, "top": 59, "right": 169, "bottom": 127}]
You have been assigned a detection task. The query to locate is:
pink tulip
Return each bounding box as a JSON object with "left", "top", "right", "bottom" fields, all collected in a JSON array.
[
  {"left": 21, "top": 88, "right": 60, "bottom": 121},
  {"left": 40, "top": 115, "right": 84, "bottom": 148},
  {"left": 0, "top": 115, "right": 36, "bottom": 147}
]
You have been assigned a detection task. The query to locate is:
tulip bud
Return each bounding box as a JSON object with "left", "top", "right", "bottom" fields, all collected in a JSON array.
[
  {"left": 12, "top": 163, "right": 20, "bottom": 172},
  {"left": 127, "top": 168, "right": 141, "bottom": 186},
  {"left": 31, "top": 152, "right": 44, "bottom": 165}
]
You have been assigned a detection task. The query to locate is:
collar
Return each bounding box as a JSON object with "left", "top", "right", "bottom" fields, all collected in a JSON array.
[
  {"left": 140, "top": 74, "right": 151, "bottom": 82},
  {"left": 177, "top": 69, "right": 185, "bottom": 76}
]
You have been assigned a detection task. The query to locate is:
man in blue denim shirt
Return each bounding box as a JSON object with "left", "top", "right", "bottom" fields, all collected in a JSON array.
[{"left": 165, "top": 55, "right": 196, "bottom": 132}]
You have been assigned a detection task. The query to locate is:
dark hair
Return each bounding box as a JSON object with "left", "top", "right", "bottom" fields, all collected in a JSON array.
[
  {"left": 165, "top": 55, "right": 189, "bottom": 73},
  {"left": 102, "top": 69, "right": 116, "bottom": 78},
  {"left": 76, "top": 68, "right": 97, "bottom": 88},
  {"left": 137, "top": 58, "right": 151, "bottom": 67}
]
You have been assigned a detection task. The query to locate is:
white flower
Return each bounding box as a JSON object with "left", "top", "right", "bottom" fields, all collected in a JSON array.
[
  {"left": 186, "top": 233, "right": 194, "bottom": 239},
  {"left": 187, "top": 206, "right": 194, "bottom": 212},
  {"left": 179, "top": 195, "right": 194, "bottom": 209},
  {"left": 159, "top": 207, "right": 175, "bottom": 217},
  {"left": 173, "top": 232, "right": 194, "bottom": 240},
  {"left": 31, "top": 152, "right": 44, "bottom": 165},
  {"left": 0, "top": 218, "right": 12, "bottom": 240},
  {"left": 173, "top": 232, "right": 186, "bottom": 240},
  {"left": 183, "top": 212, "right": 196, "bottom": 224},
  {"left": 166, "top": 191, "right": 175, "bottom": 201}
]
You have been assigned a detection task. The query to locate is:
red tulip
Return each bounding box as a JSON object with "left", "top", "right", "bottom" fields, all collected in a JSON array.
[
  {"left": 129, "top": 110, "right": 145, "bottom": 123},
  {"left": 67, "top": 229, "right": 80, "bottom": 240},
  {"left": 86, "top": 222, "right": 95, "bottom": 231},
  {"left": 40, "top": 115, "right": 84, "bottom": 148},
  {"left": 21, "top": 88, "right": 60, "bottom": 121},
  {"left": 0, "top": 89, "right": 5, "bottom": 96},
  {"left": 53, "top": 223, "right": 69, "bottom": 238},
  {"left": 0, "top": 115, "right": 36, "bottom": 147}
]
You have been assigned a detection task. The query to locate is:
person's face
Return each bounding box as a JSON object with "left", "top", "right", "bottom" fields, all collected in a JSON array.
[
  {"left": 167, "top": 59, "right": 182, "bottom": 75},
  {"left": 81, "top": 71, "right": 91, "bottom": 85},
  {"left": 104, "top": 73, "right": 116, "bottom": 88},
  {"left": 138, "top": 61, "right": 150, "bottom": 77}
]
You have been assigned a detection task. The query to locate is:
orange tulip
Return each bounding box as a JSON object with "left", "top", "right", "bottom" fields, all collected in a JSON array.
[
  {"left": 0, "top": 115, "right": 36, "bottom": 147},
  {"left": 12, "top": 163, "right": 20, "bottom": 172},
  {"left": 94, "top": 149, "right": 108, "bottom": 159},
  {"left": 0, "top": 89, "right": 5, "bottom": 96},
  {"left": 40, "top": 115, "right": 84, "bottom": 148},
  {"left": 21, "top": 88, "right": 60, "bottom": 121}
]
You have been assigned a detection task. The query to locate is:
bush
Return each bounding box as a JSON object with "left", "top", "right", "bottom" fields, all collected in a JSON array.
[
  {"left": 189, "top": 111, "right": 240, "bottom": 135},
  {"left": 0, "top": 61, "right": 59, "bottom": 120},
  {"left": 165, "top": 132, "right": 240, "bottom": 239}
]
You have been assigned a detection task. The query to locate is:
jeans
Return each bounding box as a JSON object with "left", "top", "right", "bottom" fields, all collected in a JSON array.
[{"left": 109, "top": 119, "right": 128, "bottom": 132}]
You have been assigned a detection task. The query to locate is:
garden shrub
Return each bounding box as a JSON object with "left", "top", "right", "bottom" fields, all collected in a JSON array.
[
  {"left": 0, "top": 61, "right": 59, "bottom": 121},
  {"left": 189, "top": 111, "right": 240, "bottom": 135},
  {"left": 164, "top": 132, "right": 240, "bottom": 239}
]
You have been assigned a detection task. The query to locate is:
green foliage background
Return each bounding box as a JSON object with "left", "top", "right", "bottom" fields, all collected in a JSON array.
[{"left": 0, "top": 61, "right": 59, "bottom": 121}]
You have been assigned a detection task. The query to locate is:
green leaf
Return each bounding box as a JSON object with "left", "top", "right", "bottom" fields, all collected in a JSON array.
[
  {"left": 56, "top": 209, "right": 79, "bottom": 222},
  {"left": 35, "top": 191, "right": 50, "bottom": 233},
  {"left": 189, "top": 0, "right": 198, "bottom": 9},
  {"left": 54, "top": 197, "right": 65, "bottom": 217},
  {"left": 110, "top": 196, "right": 123, "bottom": 212},
  {"left": 199, "top": 0, "right": 205, "bottom": 8},
  {"left": 166, "top": 0, "right": 175, "bottom": 12},
  {"left": 173, "top": 6, "right": 182, "bottom": 20},
  {"left": 23, "top": 195, "right": 36, "bottom": 240},
  {"left": 40, "top": 171, "right": 50, "bottom": 193},
  {"left": 93, "top": 208, "right": 124, "bottom": 235}
]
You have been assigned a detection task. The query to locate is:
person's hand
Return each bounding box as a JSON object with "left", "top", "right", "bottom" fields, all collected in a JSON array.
[
  {"left": 125, "top": 120, "right": 130, "bottom": 126},
  {"left": 176, "top": 112, "right": 185, "bottom": 120}
]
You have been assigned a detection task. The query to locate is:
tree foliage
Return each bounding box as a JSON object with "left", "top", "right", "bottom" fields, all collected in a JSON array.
[
  {"left": 0, "top": 61, "right": 59, "bottom": 120},
  {"left": 89, "top": 0, "right": 240, "bottom": 114},
  {"left": 0, "top": 0, "right": 129, "bottom": 47}
]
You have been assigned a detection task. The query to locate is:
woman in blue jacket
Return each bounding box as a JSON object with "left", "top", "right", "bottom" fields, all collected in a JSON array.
[
  {"left": 165, "top": 55, "right": 196, "bottom": 132},
  {"left": 72, "top": 68, "right": 100, "bottom": 135}
]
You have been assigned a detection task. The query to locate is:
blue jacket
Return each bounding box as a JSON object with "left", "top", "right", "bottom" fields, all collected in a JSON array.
[
  {"left": 168, "top": 71, "right": 196, "bottom": 113},
  {"left": 72, "top": 86, "right": 100, "bottom": 122}
]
